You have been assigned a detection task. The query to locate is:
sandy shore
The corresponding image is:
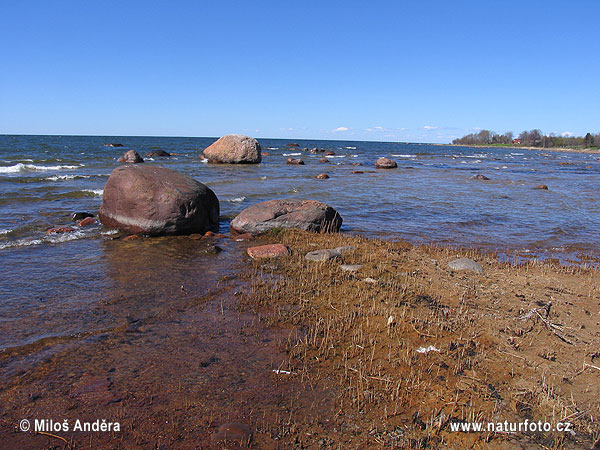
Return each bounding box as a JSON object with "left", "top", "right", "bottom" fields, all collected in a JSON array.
[
  {"left": 1, "top": 231, "right": 598, "bottom": 449},
  {"left": 241, "top": 231, "right": 600, "bottom": 449}
]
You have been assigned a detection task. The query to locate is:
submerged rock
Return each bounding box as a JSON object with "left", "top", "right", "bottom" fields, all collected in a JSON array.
[
  {"left": 318, "top": 158, "right": 329, "bottom": 163},
  {"left": 202, "top": 134, "right": 261, "bottom": 164},
  {"left": 375, "top": 157, "right": 397, "bottom": 169},
  {"left": 315, "top": 173, "right": 329, "bottom": 179},
  {"left": 448, "top": 258, "right": 482, "bottom": 273},
  {"left": 230, "top": 199, "right": 342, "bottom": 235},
  {"left": 145, "top": 150, "right": 171, "bottom": 157},
  {"left": 98, "top": 165, "right": 219, "bottom": 236},
  {"left": 324, "top": 150, "right": 335, "bottom": 156},
  {"left": 286, "top": 143, "right": 300, "bottom": 148},
  {"left": 77, "top": 217, "right": 98, "bottom": 227},
  {"left": 46, "top": 226, "right": 76, "bottom": 234},
  {"left": 473, "top": 174, "right": 490, "bottom": 180},
  {"left": 286, "top": 158, "right": 304, "bottom": 165},
  {"left": 117, "top": 150, "right": 144, "bottom": 164},
  {"left": 71, "top": 212, "right": 94, "bottom": 221},
  {"left": 534, "top": 184, "right": 549, "bottom": 190}
]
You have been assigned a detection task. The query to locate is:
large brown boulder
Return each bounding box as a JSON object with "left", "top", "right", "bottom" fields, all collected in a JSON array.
[
  {"left": 117, "top": 150, "right": 144, "bottom": 163},
  {"left": 202, "top": 134, "right": 261, "bottom": 164},
  {"left": 98, "top": 165, "right": 219, "bottom": 235},
  {"left": 230, "top": 199, "right": 342, "bottom": 235}
]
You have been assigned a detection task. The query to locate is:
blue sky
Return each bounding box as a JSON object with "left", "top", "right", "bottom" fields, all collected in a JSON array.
[{"left": 1, "top": 0, "right": 598, "bottom": 143}]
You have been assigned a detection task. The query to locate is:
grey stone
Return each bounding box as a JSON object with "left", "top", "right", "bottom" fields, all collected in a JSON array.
[
  {"left": 305, "top": 249, "right": 341, "bottom": 262},
  {"left": 340, "top": 264, "right": 363, "bottom": 272},
  {"left": 448, "top": 258, "right": 482, "bottom": 273}
]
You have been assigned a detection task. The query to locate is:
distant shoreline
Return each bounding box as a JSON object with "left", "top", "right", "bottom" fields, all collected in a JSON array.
[{"left": 446, "top": 142, "right": 600, "bottom": 155}]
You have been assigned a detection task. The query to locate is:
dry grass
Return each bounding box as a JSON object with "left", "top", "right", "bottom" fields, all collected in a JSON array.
[{"left": 239, "top": 230, "right": 600, "bottom": 449}]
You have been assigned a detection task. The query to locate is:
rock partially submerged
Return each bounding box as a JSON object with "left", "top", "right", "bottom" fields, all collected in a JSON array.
[
  {"left": 145, "top": 150, "right": 171, "bottom": 157},
  {"left": 117, "top": 150, "right": 144, "bottom": 164},
  {"left": 202, "top": 134, "right": 261, "bottom": 164},
  {"left": 534, "top": 184, "right": 549, "bottom": 190},
  {"left": 98, "top": 165, "right": 219, "bottom": 236},
  {"left": 448, "top": 258, "right": 482, "bottom": 273},
  {"left": 473, "top": 174, "right": 490, "bottom": 180},
  {"left": 375, "top": 157, "right": 397, "bottom": 169},
  {"left": 230, "top": 199, "right": 342, "bottom": 235},
  {"left": 286, "top": 158, "right": 304, "bottom": 165}
]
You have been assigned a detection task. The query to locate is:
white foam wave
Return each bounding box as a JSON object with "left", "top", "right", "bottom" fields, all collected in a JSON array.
[
  {"left": 511, "top": 153, "right": 524, "bottom": 156},
  {"left": 82, "top": 189, "right": 103, "bottom": 196},
  {"left": 326, "top": 155, "right": 346, "bottom": 158},
  {"left": 0, "top": 163, "right": 82, "bottom": 174},
  {"left": 266, "top": 147, "right": 279, "bottom": 150},
  {"left": 0, "top": 229, "right": 12, "bottom": 235},
  {"left": 45, "top": 174, "right": 90, "bottom": 181},
  {"left": 0, "top": 229, "right": 87, "bottom": 250},
  {"left": 101, "top": 229, "right": 119, "bottom": 236},
  {"left": 345, "top": 146, "right": 357, "bottom": 149},
  {"left": 200, "top": 158, "right": 208, "bottom": 163},
  {"left": 283, "top": 152, "right": 301, "bottom": 156},
  {"left": 226, "top": 196, "right": 246, "bottom": 203},
  {"left": 391, "top": 154, "right": 417, "bottom": 158}
]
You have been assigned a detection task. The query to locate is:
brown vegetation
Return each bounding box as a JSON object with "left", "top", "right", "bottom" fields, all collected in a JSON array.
[{"left": 240, "top": 230, "right": 600, "bottom": 449}]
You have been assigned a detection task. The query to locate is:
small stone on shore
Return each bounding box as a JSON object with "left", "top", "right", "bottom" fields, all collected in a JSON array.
[
  {"left": 247, "top": 244, "right": 290, "bottom": 259},
  {"left": 305, "top": 249, "right": 341, "bottom": 261},
  {"left": 448, "top": 258, "right": 482, "bottom": 273},
  {"left": 340, "top": 264, "right": 363, "bottom": 272},
  {"left": 212, "top": 422, "right": 252, "bottom": 445}
]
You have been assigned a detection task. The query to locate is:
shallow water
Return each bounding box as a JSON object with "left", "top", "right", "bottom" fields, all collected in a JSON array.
[{"left": 1, "top": 134, "right": 599, "bottom": 348}]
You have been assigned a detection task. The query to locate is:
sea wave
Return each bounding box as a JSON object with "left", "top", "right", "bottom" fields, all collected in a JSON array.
[
  {"left": 45, "top": 174, "right": 90, "bottom": 181},
  {"left": 345, "top": 146, "right": 357, "bottom": 149},
  {"left": 391, "top": 154, "right": 417, "bottom": 158},
  {"left": 283, "top": 153, "right": 301, "bottom": 156},
  {"left": 0, "top": 229, "right": 12, "bottom": 235},
  {"left": 326, "top": 155, "right": 346, "bottom": 158},
  {"left": 226, "top": 196, "right": 246, "bottom": 203},
  {"left": 82, "top": 189, "right": 103, "bottom": 196},
  {"left": 0, "top": 229, "right": 87, "bottom": 250},
  {"left": 0, "top": 163, "right": 82, "bottom": 174}
]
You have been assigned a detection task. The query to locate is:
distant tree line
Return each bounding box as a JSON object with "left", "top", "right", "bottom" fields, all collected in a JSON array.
[{"left": 452, "top": 129, "right": 600, "bottom": 149}]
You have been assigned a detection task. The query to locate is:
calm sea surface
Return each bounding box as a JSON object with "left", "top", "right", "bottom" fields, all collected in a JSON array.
[{"left": 1, "top": 134, "right": 599, "bottom": 349}]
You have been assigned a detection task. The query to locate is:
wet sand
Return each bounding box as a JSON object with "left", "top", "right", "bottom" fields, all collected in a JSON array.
[{"left": 1, "top": 231, "right": 599, "bottom": 449}]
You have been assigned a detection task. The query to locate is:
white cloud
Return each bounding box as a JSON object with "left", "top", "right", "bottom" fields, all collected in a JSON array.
[
  {"left": 561, "top": 131, "right": 573, "bottom": 137},
  {"left": 333, "top": 126, "right": 349, "bottom": 132},
  {"left": 424, "top": 125, "right": 438, "bottom": 130}
]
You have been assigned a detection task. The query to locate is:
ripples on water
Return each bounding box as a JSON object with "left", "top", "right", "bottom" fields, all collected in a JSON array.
[{"left": 1, "top": 134, "right": 599, "bottom": 348}]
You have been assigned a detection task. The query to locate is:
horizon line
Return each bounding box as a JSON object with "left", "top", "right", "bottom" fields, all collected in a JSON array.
[{"left": 0, "top": 133, "right": 444, "bottom": 145}]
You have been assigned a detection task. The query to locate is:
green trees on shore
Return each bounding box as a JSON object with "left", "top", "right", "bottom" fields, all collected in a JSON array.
[{"left": 452, "top": 129, "right": 600, "bottom": 149}]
